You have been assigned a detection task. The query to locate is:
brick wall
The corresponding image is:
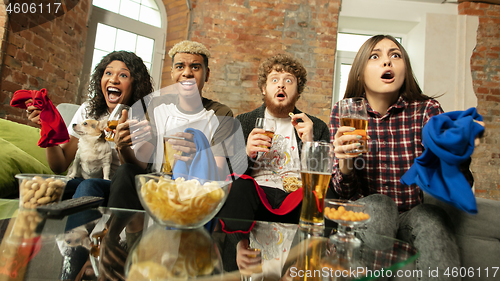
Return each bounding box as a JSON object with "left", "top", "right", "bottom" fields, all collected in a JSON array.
[
  {"left": 0, "top": 1, "right": 7, "bottom": 74},
  {"left": 161, "top": 0, "right": 191, "bottom": 87},
  {"left": 163, "top": 0, "right": 340, "bottom": 124},
  {"left": 459, "top": 2, "right": 500, "bottom": 200},
  {"left": 0, "top": 0, "right": 89, "bottom": 125},
  {"left": 1, "top": 0, "right": 338, "bottom": 124}
]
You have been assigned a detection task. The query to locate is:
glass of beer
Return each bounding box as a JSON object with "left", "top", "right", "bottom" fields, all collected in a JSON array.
[
  {"left": 339, "top": 97, "right": 368, "bottom": 155},
  {"left": 255, "top": 118, "right": 276, "bottom": 148},
  {"left": 240, "top": 247, "right": 263, "bottom": 281},
  {"left": 161, "top": 116, "right": 189, "bottom": 175},
  {"left": 299, "top": 141, "right": 334, "bottom": 230},
  {"left": 104, "top": 104, "right": 130, "bottom": 141}
]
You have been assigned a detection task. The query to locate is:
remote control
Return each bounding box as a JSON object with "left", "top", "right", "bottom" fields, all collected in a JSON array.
[{"left": 36, "top": 196, "right": 104, "bottom": 218}]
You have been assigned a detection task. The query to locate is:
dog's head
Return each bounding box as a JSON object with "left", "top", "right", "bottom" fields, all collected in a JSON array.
[{"left": 72, "top": 119, "right": 107, "bottom": 138}]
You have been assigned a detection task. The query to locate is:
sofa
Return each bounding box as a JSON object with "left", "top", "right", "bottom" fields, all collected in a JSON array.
[
  {"left": 0, "top": 103, "right": 80, "bottom": 198},
  {"left": 424, "top": 194, "right": 500, "bottom": 279}
]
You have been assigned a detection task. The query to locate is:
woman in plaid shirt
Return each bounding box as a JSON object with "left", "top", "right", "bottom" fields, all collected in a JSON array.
[{"left": 330, "top": 35, "right": 460, "bottom": 280}]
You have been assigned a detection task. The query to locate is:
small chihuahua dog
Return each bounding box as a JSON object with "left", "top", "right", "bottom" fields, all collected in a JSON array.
[{"left": 67, "top": 119, "right": 113, "bottom": 180}]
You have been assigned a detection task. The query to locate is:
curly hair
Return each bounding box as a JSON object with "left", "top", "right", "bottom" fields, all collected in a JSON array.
[
  {"left": 257, "top": 54, "right": 307, "bottom": 97},
  {"left": 87, "top": 51, "right": 154, "bottom": 119}
]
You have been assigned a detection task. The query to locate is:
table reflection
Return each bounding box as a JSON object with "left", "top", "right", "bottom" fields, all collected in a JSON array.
[
  {"left": 278, "top": 228, "right": 419, "bottom": 281},
  {"left": 126, "top": 224, "right": 223, "bottom": 279},
  {"left": 0, "top": 204, "right": 418, "bottom": 281}
]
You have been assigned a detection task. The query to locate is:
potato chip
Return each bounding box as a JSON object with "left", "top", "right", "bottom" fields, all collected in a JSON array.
[{"left": 139, "top": 176, "right": 226, "bottom": 226}]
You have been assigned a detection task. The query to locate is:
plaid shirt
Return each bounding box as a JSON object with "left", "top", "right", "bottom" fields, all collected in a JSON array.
[{"left": 329, "top": 96, "right": 443, "bottom": 212}]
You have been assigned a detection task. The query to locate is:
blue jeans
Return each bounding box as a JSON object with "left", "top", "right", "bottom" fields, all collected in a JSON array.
[
  {"left": 66, "top": 178, "right": 111, "bottom": 206},
  {"left": 357, "top": 194, "right": 460, "bottom": 281}
]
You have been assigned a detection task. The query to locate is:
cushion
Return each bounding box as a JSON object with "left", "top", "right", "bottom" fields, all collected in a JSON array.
[
  {"left": 424, "top": 193, "right": 500, "bottom": 240},
  {"left": 0, "top": 118, "right": 49, "bottom": 168},
  {"left": 0, "top": 137, "right": 53, "bottom": 198}
]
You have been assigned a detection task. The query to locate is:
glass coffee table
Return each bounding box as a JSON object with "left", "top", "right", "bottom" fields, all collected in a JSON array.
[{"left": 0, "top": 199, "right": 418, "bottom": 280}]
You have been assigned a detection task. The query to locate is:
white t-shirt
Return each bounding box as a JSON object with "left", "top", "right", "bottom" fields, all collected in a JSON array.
[
  {"left": 249, "top": 222, "right": 298, "bottom": 280},
  {"left": 151, "top": 102, "right": 222, "bottom": 173},
  {"left": 67, "top": 102, "right": 120, "bottom": 177},
  {"left": 252, "top": 109, "right": 300, "bottom": 190}
]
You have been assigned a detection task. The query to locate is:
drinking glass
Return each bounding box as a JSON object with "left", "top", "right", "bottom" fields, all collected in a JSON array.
[
  {"left": 105, "top": 104, "right": 130, "bottom": 141},
  {"left": 254, "top": 118, "right": 276, "bottom": 148},
  {"left": 161, "top": 116, "right": 190, "bottom": 175},
  {"left": 299, "top": 141, "right": 334, "bottom": 230},
  {"left": 339, "top": 97, "right": 368, "bottom": 154},
  {"left": 240, "top": 247, "right": 263, "bottom": 281}
]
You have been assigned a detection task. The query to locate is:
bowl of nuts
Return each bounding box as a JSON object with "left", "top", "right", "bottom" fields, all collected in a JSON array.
[
  {"left": 16, "top": 174, "right": 69, "bottom": 210},
  {"left": 136, "top": 173, "right": 229, "bottom": 229}
]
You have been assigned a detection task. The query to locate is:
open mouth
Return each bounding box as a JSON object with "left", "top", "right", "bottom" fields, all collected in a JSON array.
[
  {"left": 275, "top": 91, "right": 287, "bottom": 100},
  {"left": 381, "top": 71, "right": 395, "bottom": 81},
  {"left": 107, "top": 87, "right": 122, "bottom": 103}
]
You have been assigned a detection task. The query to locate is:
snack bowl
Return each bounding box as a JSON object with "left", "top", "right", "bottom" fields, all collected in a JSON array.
[
  {"left": 16, "top": 174, "right": 69, "bottom": 210},
  {"left": 324, "top": 199, "right": 371, "bottom": 246},
  {"left": 323, "top": 199, "right": 371, "bottom": 227},
  {"left": 125, "top": 224, "right": 223, "bottom": 280},
  {"left": 136, "top": 173, "right": 230, "bottom": 229}
]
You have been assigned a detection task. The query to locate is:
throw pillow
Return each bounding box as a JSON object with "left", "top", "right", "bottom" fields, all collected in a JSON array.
[
  {"left": 0, "top": 138, "right": 53, "bottom": 198},
  {"left": 0, "top": 119, "right": 50, "bottom": 168}
]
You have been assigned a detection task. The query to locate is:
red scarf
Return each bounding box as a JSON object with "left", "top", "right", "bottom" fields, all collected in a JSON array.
[
  {"left": 220, "top": 174, "right": 303, "bottom": 234},
  {"left": 10, "top": 89, "right": 70, "bottom": 147}
]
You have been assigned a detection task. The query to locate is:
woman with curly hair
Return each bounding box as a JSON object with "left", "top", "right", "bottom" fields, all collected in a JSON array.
[{"left": 27, "top": 51, "right": 154, "bottom": 201}]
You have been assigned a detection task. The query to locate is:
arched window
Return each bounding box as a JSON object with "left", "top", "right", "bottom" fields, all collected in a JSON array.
[{"left": 78, "top": 0, "right": 166, "bottom": 102}]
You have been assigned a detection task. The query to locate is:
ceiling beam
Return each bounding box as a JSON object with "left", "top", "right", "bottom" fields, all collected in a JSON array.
[{"left": 458, "top": 0, "right": 500, "bottom": 4}]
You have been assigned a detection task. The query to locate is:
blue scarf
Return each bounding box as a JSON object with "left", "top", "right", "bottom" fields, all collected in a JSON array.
[
  {"left": 172, "top": 128, "right": 220, "bottom": 183},
  {"left": 401, "top": 107, "right": 484, "bottom": 214}
]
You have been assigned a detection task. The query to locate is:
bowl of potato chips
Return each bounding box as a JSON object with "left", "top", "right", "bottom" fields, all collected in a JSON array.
[
  {"left": 125, "top": 224, "right": 223, "bottom": 280},
  {"left": 136, "top": 173, "right": 229, "bottom": 229}
]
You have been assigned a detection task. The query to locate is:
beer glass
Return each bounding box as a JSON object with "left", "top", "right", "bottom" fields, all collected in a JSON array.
[
  {"left": 105, "top": 104, "right": 130, "bottom": 141},
  {"left": 299, "top": 141, "right": 334, "bottom": 230},
  {"left": 239, "top": 247, "right": 263, "bottom": 281},
  {"left": 161, "top": 116, "right": 189, "bottom": 174},
  {"left": 254, "top": 118, "right": 276, "bottom": 148},
  {"left": 339, "top": 97, "right": 368, "bottom": 155}
]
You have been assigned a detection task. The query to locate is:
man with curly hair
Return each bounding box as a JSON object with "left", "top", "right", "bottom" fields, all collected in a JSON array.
[{"left": 217, "top": 54, "right": 330, "bottom": 272}]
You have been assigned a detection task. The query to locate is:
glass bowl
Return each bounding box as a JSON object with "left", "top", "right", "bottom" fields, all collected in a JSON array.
[
  {"left": 136, "top": 173, "right": 230, "bottom": 229},
  {"left": 125, "top": 224, "right": 223, "bottom": 280},
  {"left": 15, "top": 174, "right": 69, "bottom": 210},
  {"left": 324, "top": 199, "right": 371, "bottom": 246},
  {"left": 324, "top": 199, "right": 370, "bottom": 226}
]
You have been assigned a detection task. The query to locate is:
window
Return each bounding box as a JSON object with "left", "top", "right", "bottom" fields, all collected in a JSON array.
[
  {"left": 93, "top": 0, "right": 162, "bottom": 28},
  {"left": 78, "top": 0, "right": 166, "bottom": 102},
  {"left": 91, "top": 23, "right": 155, "bottom": 73}
]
